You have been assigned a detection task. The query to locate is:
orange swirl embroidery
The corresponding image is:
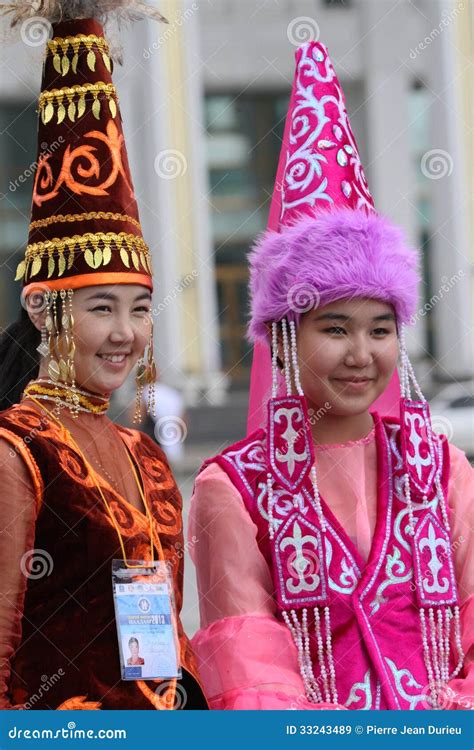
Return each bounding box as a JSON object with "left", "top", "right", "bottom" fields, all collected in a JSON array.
[
  {"left": 57, "top": 695, "right": 102, "bottom": 710},
  {"left": 33, "top": 120, "right": 134, "bottom": 207}
]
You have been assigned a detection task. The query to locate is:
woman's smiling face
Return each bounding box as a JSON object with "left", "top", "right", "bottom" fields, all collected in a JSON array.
[
  {"left": 294, "top": 297, "right": 399, "bottom": 417},
  {"left": 34, "top": 284, "right": 153, "bottom": 396}
]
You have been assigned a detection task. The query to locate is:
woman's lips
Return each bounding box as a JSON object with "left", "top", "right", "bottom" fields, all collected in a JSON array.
[{"left": 333, "top": 378, "right": 373, "bottom": 391}]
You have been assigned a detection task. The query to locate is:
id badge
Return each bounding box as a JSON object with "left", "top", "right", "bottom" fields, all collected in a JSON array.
[{"left": 112, "top": 560, "right": 181, "bottom": 681}]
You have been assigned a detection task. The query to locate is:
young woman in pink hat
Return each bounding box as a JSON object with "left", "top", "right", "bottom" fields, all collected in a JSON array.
[{"left": 188, "top": 41, "right": 473, "bottom": 711}]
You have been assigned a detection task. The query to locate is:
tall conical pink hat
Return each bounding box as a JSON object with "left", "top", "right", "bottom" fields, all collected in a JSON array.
[
  {"left": 277, "top": 42, "right": 375, "bottom": 224},
  {"left": 247, "top": 41, "right": 419, "bottom": 432}
]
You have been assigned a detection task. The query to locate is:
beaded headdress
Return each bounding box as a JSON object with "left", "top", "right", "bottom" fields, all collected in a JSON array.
[{"left": 6, "top": 1, "right": 163, "bottom": 416}]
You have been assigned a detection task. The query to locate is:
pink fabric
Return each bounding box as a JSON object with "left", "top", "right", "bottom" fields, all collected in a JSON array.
[{"left": 189, "top": 437, "right": 474, "bottom": 710}]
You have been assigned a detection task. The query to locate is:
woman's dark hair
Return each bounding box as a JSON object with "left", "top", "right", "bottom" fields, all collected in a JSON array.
[{"left": 0, "top": 307, "right": 40, "bottom": 412}]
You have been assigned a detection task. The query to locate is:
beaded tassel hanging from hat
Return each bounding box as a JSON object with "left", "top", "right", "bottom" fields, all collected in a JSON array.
[
  {"left": 398, "top": 324, "right": 464, "bottom": 708},
  {"left": 266, "top": 317, "right": 337, "bottom": 705}
]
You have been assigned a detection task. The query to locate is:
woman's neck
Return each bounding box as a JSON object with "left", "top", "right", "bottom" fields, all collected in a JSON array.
[{"left": 309, "top": 408, "right": 374, "bottom": 446}]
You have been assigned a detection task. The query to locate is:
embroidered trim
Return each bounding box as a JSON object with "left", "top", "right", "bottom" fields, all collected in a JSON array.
[
  {"left": 38, "top": 83, "right": 118, "bottom": 124},
  {"left": 17, "top": 233, "right": 151, "bottom": 282},
  {"left": 30, "top": 212, "right": 141, "bottom": 231},
  {"left": 47, "top": 34, "right": 112, "bottom": 77}
]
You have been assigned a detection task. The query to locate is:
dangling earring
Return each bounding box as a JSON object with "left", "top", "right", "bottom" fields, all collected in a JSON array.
[
  {"left": 36, "top": 325, "right": 49, "bottom": 358},
  {"left": 134, "top": 317, "right": 157, "bottom": 423},
  {"left": 60, "top": 289, "right": 79, "bottom": 418},
  {"left": 134, "top": 357, "right": 146, "bottom": 424},
  {"left": 46, "top": 291, "right": 60, "bottom": 382}
]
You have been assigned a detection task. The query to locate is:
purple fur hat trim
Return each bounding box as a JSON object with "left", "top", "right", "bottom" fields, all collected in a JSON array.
[{"left": 248, "top": 207, "right": 421, "bottom": 343}]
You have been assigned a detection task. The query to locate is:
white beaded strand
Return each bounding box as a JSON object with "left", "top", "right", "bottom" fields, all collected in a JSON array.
[
  {"left": 281, "top": 318, "right": 292, "bottom": 396},
  {"left": 324, "top": 606, "right": 338, "bottom": 704},
  {"left": 267, "top": 472, "right": 276, "bottom": 540},
  {"left": 271, "top": 321, "right": 279, "bottom": 399},
  {"left": 437, "top": 608, "right": 448, "bottom": 684},
  {"left": 420, "top": 608, "right": 438, "bottom": 708},
  {"left": 428, "top": 607, "right": 442, "bottom": 687},
  {"left": 314, "top": 606, "right": 331, "bottom": 703},
  {"left": 301, "top": 607, "right": 322, "bottom": 702},
  {"left": 310, "top": 466, "right": 326, "bottom": 532},
  {"left": 449, "top": 605, "right": 465, "bottom": 680},
  {"left": 289, "top": 319, "right": 304, "bottom": 396}
]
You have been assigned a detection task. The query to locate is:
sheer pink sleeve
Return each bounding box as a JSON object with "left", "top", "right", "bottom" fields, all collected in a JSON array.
[
  {"left": 0, "top": 436, "right": 40, "bottom": 710},
  {"left": 189, "top": 463, "right": 345, "bottom": 710},
  {"left": 446, "top": 444, "right": 474, "bottom": 709}
]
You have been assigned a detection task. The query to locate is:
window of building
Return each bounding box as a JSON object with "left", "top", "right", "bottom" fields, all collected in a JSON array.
[{"left": 205, "top": 91, "right": 289, "bottom": 383}]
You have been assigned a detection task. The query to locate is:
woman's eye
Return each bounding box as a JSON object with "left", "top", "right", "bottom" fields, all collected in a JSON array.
[
  {"left": 133, "top": 307, "right": 151, "bottom": 314},
  {"left": 373, "top": 328, "right": 390, "bottom": 335},
  {"left": 90, "top": 305, "right": 112, "bottom": 313},
  {"left": 325, "top": 326, "right": 346, "bottom": 334}
]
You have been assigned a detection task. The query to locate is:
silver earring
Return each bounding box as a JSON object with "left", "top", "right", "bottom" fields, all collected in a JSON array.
[{"left": 36, "top": 325, "right": 49, "bottom": 357}]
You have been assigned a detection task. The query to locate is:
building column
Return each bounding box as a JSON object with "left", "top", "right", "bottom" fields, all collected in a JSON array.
[{"left": 425, "top": 0, "right": 473, "bottom": 380}]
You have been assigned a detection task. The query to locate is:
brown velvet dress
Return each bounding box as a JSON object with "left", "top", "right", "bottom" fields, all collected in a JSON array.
[{"left": 0, "top": 398, "right": 207, "bottom": 709}]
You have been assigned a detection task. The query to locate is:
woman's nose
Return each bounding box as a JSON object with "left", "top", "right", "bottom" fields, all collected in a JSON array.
[
  {"left": 344, "top": 335, "right": 374, "bottom": 367},
  {"left": 109, "top": 316, "right": 135, "bottom": 343}
]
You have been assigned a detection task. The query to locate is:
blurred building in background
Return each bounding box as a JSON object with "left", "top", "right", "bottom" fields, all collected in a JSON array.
[{"left": 0, "top": 0, "right": 472, "bottom": 424}]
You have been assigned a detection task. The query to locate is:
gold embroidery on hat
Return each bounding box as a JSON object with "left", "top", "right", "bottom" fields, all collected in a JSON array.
[
  {"left": 39, "top": 83, "right": 117, "bottom": 124},
  {"left": 17, "top": 232, "right": 152, "bottom": 282},
  {"left": 47, "top": 34, "right": 112, "bottom": 77},
  {"left": 29, "top": 212, "right": 142, "bottom": 231}
]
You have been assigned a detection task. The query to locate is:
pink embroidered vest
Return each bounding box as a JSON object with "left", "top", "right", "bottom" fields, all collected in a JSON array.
[{"left": 205, "top": 405, "right": 462, "bottom": 710}]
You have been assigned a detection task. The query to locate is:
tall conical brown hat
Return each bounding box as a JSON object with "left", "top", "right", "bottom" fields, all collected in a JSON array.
[{"left": 6, "top": 2, "right": 166, "bottom": 293}]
